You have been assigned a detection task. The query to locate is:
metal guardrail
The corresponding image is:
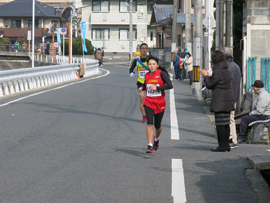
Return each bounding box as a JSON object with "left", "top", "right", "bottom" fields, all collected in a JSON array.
[{"left": 0, "top": 57, "right": 99, "bottom": 97}]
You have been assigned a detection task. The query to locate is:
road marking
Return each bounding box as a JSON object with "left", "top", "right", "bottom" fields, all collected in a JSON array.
[
  {"left": 172, "top": 159, "right": 187, "bottom": 203},
  {"left": 0, "top": 68, "right": 110, "bottom": 108},
  {"left": 170, "top": 88, "right": 180, "bottom": 140}
]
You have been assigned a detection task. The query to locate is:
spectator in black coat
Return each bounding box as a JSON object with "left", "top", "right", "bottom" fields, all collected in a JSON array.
[{"left": 199, "top": 50, "right": 235, "bottom": 152}]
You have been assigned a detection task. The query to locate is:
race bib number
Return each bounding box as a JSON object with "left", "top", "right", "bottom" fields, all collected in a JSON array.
[
  {"left": 139, "top": 69, "right": 148, "bottom": 79},
  {"left": 147, "top": 84, "right": 161, "bottom": 97}
]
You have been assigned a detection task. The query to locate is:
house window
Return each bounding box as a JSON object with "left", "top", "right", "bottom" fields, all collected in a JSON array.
[
  {"left": 119, "top": 0, "right": 137, "bottom": 12},
  {"left": 93, "top": 0, "right": 109, "bottom": 12},
  {"left": 92, "top": 29, "right": 110, "bottom": 40},
  {"left": 119, "top": 29, "right": 137, "bottom": 40},
  {"left": 28, "top": 20, "right": 39, "bottom": 28},
  {"left": 11, "top": 20, "right": 21, "bottom": 28}
]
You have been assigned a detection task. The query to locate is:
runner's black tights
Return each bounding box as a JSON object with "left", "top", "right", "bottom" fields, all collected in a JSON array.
[{"left": 144, "top": 105, "right": 164, "bottom": 129}]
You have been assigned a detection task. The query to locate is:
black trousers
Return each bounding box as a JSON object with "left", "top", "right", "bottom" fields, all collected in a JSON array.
[
  {"left": 216, "top": 125, "right": 230, "bottom": 148},
  {"left": 240, "top": 115, "right": 270, "bottom": 137}
]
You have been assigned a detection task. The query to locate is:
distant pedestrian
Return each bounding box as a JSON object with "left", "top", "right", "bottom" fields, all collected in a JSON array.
[
  {"left": 138, "top": 56, "right": 173, "bottom": 153},
  {"left": 199, "top": 50, "right": 234, "bottom": 152},
  {"left": 94, "top": 47, "right": 97, "bottom": 59},
  {"left": 179, "top": 51, "right": 184, "bottom": 80},
  {"left": 185, "top": 50, "right": 193, "bottom": 86},
  {"left": 180, "top": 50, "right": 188, "bottom": 79},
  {"left": 223, "top": 47, "right": 241, "bottom": 149},
  {"left": 134, "top": 49, "right": 141, "bottom": 57},
  {"left": 172, "top": 50, "right": 180, "bottom": 80},
  {"left": 5, "top": 40, "right": 10, "bottom": 52},
  {"left": 101, "top": 47, "right": 104, "bottom": 66},
  {"left": 14, "top": 41, "right": 20, "bottom": 52},
  {"left": 22, "top": 42, "right": 27, "bottom": 52},
  {"left": 46, "top": 42, "right": 50, "bottom": 55},
  {"left": 96, "top": 48, "right": 102, "bottom": 66}
]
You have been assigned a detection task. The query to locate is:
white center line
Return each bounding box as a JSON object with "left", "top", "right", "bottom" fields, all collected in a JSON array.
[
  {"left": 170, "top": 88, "right": 180, "bottom": 140},
  {"left": 172, "top": 159, "right": 187, "bottom": 203}
]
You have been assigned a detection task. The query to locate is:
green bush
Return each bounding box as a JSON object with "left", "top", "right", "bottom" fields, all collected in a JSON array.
[{"left": 61, "top": 38, "right": 94, "bottom": 55}]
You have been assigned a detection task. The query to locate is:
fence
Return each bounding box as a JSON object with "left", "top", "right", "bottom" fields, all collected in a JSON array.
[
  {"left": 261, "top": 57, "right": 270, "bottom": 93},
  {"left": 247, "top": 57, "right": 270, "bottom": 92},
  {"left": 247, "top": 57, "right": 257, "bottom": 91},
  {"left": 0, "top": 60, "right": 99, "bottom": 97}
]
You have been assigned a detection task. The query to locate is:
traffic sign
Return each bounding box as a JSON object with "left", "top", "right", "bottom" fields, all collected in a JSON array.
[
  {"left": 54, "top": 42, "right": 58, "bottom": 48},
  {"left": 203, "top": 15, "right": 216, "bottom": 29},
  {"left": 60, "top": 27, "right": 66, "bottom": 35}
]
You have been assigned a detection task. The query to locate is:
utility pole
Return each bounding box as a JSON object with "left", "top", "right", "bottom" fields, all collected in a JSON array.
[
  {"left": 129, "top": 0, "right": 133, "bottom": 64},
  {"left": 193, "top": 0, "right": 202, "bottom": 98},
  {"left": 172, "top": 0, "right": 178, "bottom": 45},
  {"left": 185, "top": 0, "right": 192, "bottom": 53},
  {"left": 219, "top": 0, "right": 224, "bottom": 50},
  {"left": 225, "top": 0, "right": 232, "bottom": 48},
  {"left": 32, "top": 0, "right": 35, "bottom": 68},
  {"left": 215, "top": 0, "right": 220, "bottom": 50}
]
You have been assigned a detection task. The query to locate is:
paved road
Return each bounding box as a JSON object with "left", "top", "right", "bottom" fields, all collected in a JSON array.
[{"left": 0, "top": 58, "right": 269, "bottom": 203}]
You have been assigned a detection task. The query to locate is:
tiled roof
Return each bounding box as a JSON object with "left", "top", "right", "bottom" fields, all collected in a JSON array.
[
  {"left": 153, "top": 5, "right": 174, "bottom": 22},
  {"left": 0, "top": 0, "right": 61, "bottom": 17},
  {"left": 0, "top": 28, "right": 44, "bottom": 37}
]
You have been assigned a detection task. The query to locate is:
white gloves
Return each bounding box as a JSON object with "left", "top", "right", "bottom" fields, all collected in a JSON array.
[{"left": 130, "top": 72, "right": 135, "bottom": 77}]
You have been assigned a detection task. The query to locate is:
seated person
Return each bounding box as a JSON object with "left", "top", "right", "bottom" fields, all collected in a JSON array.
[{"left": 238, "top": 80, "right": 270, "bottom": 143}]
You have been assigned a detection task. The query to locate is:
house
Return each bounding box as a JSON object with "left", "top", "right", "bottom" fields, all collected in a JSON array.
[
  {"left": 81, "top": 0, "right": 176, "bottom": 53},
  {"left": 0, "top": 0, "right": 65, "bottom": 44}
]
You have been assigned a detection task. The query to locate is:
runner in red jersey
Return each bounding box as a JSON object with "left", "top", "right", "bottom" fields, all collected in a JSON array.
[{"left": 138, "top": 57, "right": 173, "bottom": 153}]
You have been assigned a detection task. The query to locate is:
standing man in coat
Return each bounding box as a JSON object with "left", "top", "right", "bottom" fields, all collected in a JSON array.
[
  {"left": 172, "top": 50, "right": 180, "bottom": 80},
  {"left": 223, "top": 47, "right": 241, "bottom": 149}
]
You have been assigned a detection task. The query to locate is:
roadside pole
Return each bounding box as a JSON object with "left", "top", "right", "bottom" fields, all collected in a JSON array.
[
  {"left": 129, "top": 0, "right": 133, "bottom": 64},
  {"left": 193, "top": 0, "right": 202, "bottom": 98},
  {"left": 32, "top": 0, "right": 35, "bottom": 68},
  {"left": 185, "top": 0, "right": 192, "bottom": 53},
  {"left": 171, "top": 0, "right": 178, "bottom": 68}
]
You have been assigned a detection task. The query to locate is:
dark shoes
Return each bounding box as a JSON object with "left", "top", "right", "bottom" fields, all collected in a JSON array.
[
  {"left": 153, "top": 136, "right": 159, "bottom": 151},
  {"left": 146, "top": 145, "right": 155, "bottom": 153},
  {"left": 211, "top": 146, "right": 231, "bottom": 152},
  {"left": 237, "top": 136, "right": 246, "bottom": 143}
]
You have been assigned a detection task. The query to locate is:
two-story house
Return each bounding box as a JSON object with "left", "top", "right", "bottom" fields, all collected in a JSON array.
[
  {"left": 81, "top": 0, "right": 176, "bottom": 53},
  {"left": 0, "top": 0, "right": 67, "bottom": 44}
]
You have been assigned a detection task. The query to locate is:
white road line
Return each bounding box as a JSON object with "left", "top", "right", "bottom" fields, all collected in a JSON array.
[
  {"left": 0, "top": 68, "right": 110, "bottom": 108},
  {"left": 170, "top": 88, "right": 180, "bottom": 140},
  {"left": 172, "top": 159, "right": 187, "bottom": 203}
]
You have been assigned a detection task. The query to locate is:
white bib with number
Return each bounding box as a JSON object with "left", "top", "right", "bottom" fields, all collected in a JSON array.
[
  {"left": 147, "top": 84, "right": 161, "bottom": 97},
  {"left": 139, "top": 69, "right": 148, "bottom": 79}
]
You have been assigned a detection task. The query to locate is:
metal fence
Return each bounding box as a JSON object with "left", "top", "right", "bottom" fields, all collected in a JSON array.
[
  {"left": 247, "top": 57, "right": 270, "bottom": 92},
  {"left": 247, "top": 57, "right": 257, "bottom": 91},
  {"left": 149, "top": 48, "right": 171, "bottom": 69},
  {"left": 261, "top": 57, "right": 270, "bottom": 93}
]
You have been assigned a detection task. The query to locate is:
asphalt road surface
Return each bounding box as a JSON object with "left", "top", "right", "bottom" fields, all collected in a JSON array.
[{"left": 0, "top": 57, "right": 269, "bottom": 203}]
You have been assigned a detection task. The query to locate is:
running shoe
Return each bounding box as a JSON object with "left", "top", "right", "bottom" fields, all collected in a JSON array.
[
  {"left": 141, "top": 117, "right": 147, "bottom": 123},
  {"left": 146, "top": 145, "right": 155, "bottom": 153},
  {"left": 153, "top": 136, "right": 159, "bottom": 151}
]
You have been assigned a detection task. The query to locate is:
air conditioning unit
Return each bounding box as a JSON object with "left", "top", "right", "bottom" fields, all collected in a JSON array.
[
  {"left": 121, "top": 45, "right": 125, "bottom": 49},
  {"left": 137, "top": 13, "right": 142, "bottom": 19},
  {"left": 5, "top": 24, "right": 10, "bottom": 28}
]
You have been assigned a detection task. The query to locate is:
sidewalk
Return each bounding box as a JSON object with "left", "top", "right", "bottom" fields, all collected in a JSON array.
[{"left": 171, "top": 76, "right": 270, "bottom": 202}]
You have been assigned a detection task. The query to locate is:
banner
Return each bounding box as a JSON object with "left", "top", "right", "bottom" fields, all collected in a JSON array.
[
  {"left": 57, "top": 29, "right": 61, "bottom": 44},
  {"left": 81, "top": 21, "right": 88, "bottom": 52}
]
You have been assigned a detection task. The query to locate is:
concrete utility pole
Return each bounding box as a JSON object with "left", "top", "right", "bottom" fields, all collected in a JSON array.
[
  {"left": 219, "top": 0, "right": 224, "bottom": 50},
  {"left": 32, "top": 0, "right": 35, "bottom": 68},
  {"left": 193, "top": 0, "right": 202, "bottom": 97},
  {"left": 185, "top": 0, "right": 192, "bottom": 53},
  {"left": 129, "top": 0, "right": 133, "bottom": 63},
  {"left": 225, "top": 0, "right": 232, "bottom": 48},
  {"left": 215, "top": 0, "right": 220, "bottom": 50},
  {"left": 172, "top": 0, "right": 178, "bottom": 45}
]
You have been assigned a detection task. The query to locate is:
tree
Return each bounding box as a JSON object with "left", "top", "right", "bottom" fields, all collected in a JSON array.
[{"left": 61, "top": 38, "right": 94, "bottom": 55}]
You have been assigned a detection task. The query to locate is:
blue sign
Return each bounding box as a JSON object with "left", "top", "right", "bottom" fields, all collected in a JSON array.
[
  {"left": 61, "top": 27, "right": 66, "bottom": 34},
  {"left": 81, "top": 21, "right": 87, "bottom": 52}
]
